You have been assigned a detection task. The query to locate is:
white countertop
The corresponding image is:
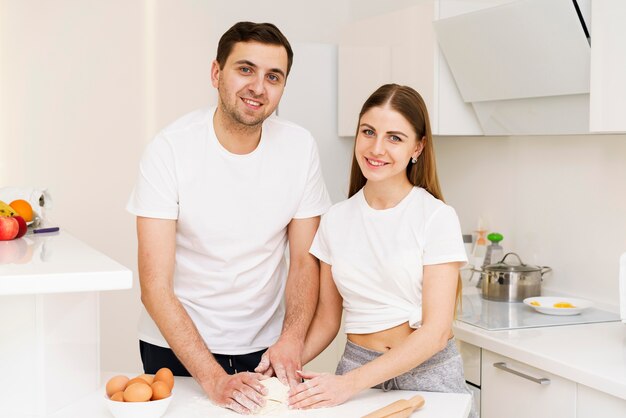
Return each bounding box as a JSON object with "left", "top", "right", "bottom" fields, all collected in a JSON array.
[
  {"left": 0, "top": 230, "right": 132, "bottom": 295},
  {"left": 53, "top": 376, "right": 472, "bottom": 418},
  {"left": 453, "top": 313, "right": 626, "bottom": 400}
]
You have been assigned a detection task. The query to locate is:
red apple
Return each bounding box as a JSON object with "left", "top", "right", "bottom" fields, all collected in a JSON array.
[
  {"left": 13, "top": 215, "right": 27, "bottom": 239},
  {"left": 0, "top": 217, "right": 19, "bottom": 240}
]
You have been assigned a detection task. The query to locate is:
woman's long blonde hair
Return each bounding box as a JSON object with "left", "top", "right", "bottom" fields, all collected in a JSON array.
[{"left": 347, "top": 84, "right": 462, "bottom": 313}]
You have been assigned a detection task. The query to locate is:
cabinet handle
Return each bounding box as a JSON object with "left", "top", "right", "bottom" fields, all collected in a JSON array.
[{"left": 493, "top": 362, "right": 551, "bottom": 385}]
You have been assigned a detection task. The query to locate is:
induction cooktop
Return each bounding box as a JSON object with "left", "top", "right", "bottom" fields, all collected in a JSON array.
[{"left": 456, "top": 292, "right": 621, "bottom": 331}]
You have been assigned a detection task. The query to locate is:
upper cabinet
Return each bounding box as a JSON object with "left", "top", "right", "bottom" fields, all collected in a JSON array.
[
  {"left": 338, "top": 1, "right": 513, "bottom": 137},
  {"left": 339, "top": 0, "right": 626, "bottom": 136},
  {"left": 589, "top": 0, "right": 626, "bottom": 133}
]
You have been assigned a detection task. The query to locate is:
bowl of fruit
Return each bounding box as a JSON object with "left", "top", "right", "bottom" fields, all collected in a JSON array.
[{"left": 0, "top": 199, "right": 33, "bottom": 241}]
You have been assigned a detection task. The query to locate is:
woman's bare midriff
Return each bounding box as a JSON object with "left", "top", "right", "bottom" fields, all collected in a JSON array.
[
  {"left": 348, "top": 322, "right": 454, "bottom": 352},
  {"left": 348, "top": 322, "right": 413, "bottom": 352}
]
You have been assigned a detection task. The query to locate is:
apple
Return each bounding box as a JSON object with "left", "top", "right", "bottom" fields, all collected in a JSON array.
[
  {"left": 0, "top": 217, "right": 19, "bottom": 240},
  {"left": 13, "top": 215, "right": 27, "bottom": 239}
]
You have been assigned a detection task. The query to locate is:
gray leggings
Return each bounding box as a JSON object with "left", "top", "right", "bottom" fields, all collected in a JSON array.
[{"left": 336, "top": 338, "right": 477, "bottom": 418}]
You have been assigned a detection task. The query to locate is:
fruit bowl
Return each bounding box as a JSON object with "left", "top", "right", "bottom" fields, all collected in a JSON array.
[{"left": 104, "top": 393, "right": 173, "bottom": 418}]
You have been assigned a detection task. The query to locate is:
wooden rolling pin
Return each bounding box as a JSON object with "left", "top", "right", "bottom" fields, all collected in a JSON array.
[{"left": 361, "top": 395, "right": 425, "bottom": 418}]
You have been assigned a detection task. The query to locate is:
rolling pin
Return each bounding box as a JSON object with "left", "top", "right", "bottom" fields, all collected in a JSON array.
[{"left": 361, "top": 395, "right": 425, "bottom": 418}]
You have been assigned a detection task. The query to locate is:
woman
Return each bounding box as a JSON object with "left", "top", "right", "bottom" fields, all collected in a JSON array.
[{"left": 288, "top": 84, "right": 476, "bottom": 417}]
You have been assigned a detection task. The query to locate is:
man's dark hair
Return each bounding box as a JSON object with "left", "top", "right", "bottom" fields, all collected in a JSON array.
[{"left": 216, "top": 22, "right": 294, "bottom": 76}]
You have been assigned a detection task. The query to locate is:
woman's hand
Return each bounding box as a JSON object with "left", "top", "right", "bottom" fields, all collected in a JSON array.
[{"left": 287, "top": 370, "right": 359, "bottom": 409}]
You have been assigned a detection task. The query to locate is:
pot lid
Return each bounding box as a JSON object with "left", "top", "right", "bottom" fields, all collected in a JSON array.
[{"left": 484, "top": 252, "right": 541, "bottom": 272}]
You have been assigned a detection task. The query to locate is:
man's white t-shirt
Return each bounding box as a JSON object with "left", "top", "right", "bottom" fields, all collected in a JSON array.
[
  {"left": 310, "top": 187, "right": 467, "bottom": 334},
  {"left": 127, "top": 106, "right": 331, "bottom": 354}
]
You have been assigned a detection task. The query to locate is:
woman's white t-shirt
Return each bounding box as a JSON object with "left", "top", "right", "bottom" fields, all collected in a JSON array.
[{"left": 310, "top": 187, "right": 467, "bottom": 334}]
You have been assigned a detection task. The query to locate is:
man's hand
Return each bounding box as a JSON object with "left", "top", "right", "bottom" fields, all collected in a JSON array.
[
  {"left": 258, "top": 217, "right": 321, "bottom": 389},
  {"left": 255, "top": 337, "right": 303, "bottom": 389},
  {"left": 203, "top": 371, "right": 268, "bottom": 415}
]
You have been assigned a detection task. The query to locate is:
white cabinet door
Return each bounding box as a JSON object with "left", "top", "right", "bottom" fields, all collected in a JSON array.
[
  {"left": 590, "top": 0, "right": 626, "bottom": 133},
  {"left": 577, "top": 384, "right": 626, "bottom": 418},
  {"left": 279, "top": 43, "right": 353, "bottom": 205},
  {"left": 338, "top": 1, "right": 486, "bottom": 137},
  {"left": 337, "top": 4, "right": 438, "bottom": 136},
  {"left": 457, "top": 340, "right": 482, "bottom": 416},
  {"left": 481, "top": 350, "right": 576, "bottom": 418},
  {"left": 457, "top": 340, "right": 481, "bottom": 386},
  {"left": 337, "top": 45, "right": 391, "bottom": 137}
]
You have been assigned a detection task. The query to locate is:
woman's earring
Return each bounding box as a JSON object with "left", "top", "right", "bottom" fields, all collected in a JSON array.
[{"left": 411, "top": 157, "right": 418, "bottom": 164}]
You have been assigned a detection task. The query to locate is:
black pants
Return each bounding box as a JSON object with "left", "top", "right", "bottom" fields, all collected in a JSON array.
[{"left": 139, "top": 340, "right": 267, "bottom": 376}]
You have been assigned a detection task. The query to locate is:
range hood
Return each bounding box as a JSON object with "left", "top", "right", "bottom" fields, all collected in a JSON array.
[{"left": 434, "top": 0, "right": 592, "bottom": 135}]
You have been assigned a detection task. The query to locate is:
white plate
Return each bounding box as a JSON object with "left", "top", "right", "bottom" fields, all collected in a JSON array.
[{"left": 523, "top": 297, "right": 593, "bottom": 316}]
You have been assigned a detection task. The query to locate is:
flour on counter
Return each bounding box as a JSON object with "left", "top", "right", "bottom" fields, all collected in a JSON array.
[
  {"left": 175, "top": 381, "right": 305, "bottom": 417},
  {"left": 257, "top": 377, "right": 289, "bottom": 415}
]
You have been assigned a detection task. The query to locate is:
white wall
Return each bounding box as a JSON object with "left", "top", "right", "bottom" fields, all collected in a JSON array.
[
  {"left": 1, "top": 0, "right": 148, "bottom": 373},
  {"left": 435, "top": 134, "right": 626, "bottom": 308}
]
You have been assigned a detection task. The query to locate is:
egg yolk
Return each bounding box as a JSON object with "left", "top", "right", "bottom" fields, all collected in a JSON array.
[
  {"left": 530, "top": 301, "right": 540, "bottom": 307},
  {"left": 553, "top": 302, "right": 576, "bottom": 308}
]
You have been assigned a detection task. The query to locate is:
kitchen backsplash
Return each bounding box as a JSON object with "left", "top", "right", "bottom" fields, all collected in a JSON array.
[{"left": 434, "top": 133, "right": 626, "bottom": 310}]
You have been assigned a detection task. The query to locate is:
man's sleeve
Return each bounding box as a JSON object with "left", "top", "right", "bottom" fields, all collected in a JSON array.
[{"left": 126, "top": 134, "right": 179, "bottom": 220}]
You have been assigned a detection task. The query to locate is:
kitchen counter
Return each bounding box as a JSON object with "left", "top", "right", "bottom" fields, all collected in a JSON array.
[
  {"left": 0, "top": 230, "right": 132, "bottom": 295},
  {"left": 53, "top": 376, "right": 472, "bottom": 418},
  {"left": 453, "top": 310, "right": 626, "bottom": 400},
  {"left": 0, "top": 230, "right": 133, "bottom": 417}
]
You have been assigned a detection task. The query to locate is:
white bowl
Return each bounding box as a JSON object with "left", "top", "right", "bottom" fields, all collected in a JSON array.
[{"left": 104, "top": 393, "right": 173, "bottom": 418}]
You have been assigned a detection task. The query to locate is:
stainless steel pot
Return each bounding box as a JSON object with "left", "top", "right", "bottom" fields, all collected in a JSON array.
[{"left": 477, "top": 252, "right": 551, "bottom": 302}]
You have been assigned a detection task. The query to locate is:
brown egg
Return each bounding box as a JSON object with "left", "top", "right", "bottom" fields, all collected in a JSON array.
[
  {"left": 127, "top": 377, "right": 148, "bottom": 387},
  {"left": 137, "top": 373, "right": 154, "bottom": 385},
  {"left": 154, "top": 367, "right": 174, "bottom": 390},
  {"left": 151, "top": 381, "right": 171, "bottom": 400},
  {"left": 106, "top": 375, "right": 129, "bottom": 397},
  {"left": 123, "top": 382, "right": 152, "bottom": 402},
  {"left": 110, "top": 391, "right": 125, "bottom": 402}
]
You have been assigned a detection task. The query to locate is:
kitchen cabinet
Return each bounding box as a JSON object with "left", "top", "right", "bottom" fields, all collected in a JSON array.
[
  {"left": 278, "top": 42, "right": 353, "bottom": 205},
  {"left": 481, "top": 350, "right": 576, "bottom": 418},
  {"left": 577, "top": 384, "right": 626, "bottom": 417},
  {"left": 337, "top": 0, "right": 513, "bottom": 137},
  {"left": 457, "top": 340, "right": 481, "bottom": 386},
  {"left": 454, "top": 307, "right": 626, "bottom": 417},
  {"left": 589, "top": 0, "right": 626, "bottom": 133},
  {"left": 457, "top": 340, "right": 481, "bottom": 417},
  {"left": 0, "top": 231, "right": 132, "bottom": 417}
]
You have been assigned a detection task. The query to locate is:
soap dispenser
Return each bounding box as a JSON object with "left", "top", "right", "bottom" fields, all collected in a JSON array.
[
  {"left": 483, "top": 232, "right": 504, "bottom": 267},
  {"left": 475, "top": 232, "right": 504, "bottom": 289}
]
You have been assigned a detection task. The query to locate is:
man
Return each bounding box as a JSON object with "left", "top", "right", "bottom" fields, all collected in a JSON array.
[{"left": 126, "top": 21, "right": 331, "bottom": 414}]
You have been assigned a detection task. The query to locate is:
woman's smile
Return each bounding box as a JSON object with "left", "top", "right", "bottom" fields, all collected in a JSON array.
[{"left": 364, "top": 157, "right": 389, "bottom": 167}]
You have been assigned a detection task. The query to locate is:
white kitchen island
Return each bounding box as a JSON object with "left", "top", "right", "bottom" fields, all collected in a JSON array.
[
  {"left": 53, "top": 375, "right": 472, "bottom": 418},
  {"left": 0, "top": 230, "right": 132, "bottom": 417}
]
